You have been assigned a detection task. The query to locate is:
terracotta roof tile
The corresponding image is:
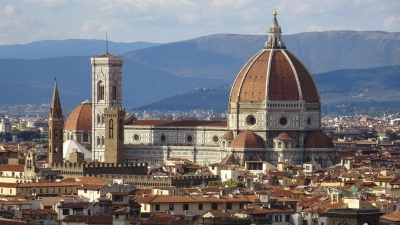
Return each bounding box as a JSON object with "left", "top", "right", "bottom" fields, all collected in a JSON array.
[
  {"left": 230, "top": 131, "right": 264, "bottom": 149},
  {"left": 64, "top": 102, "right": 92, "bottom": 131},
  {"left": 275, "top": 132, "right": 294, "bottom": 140},
  {"left": 62, "top": 215, "right": 112, "bottom": 224},
  {"left": 304, "top": 130, "right": 334, "bottom": 148},
  {"left": 0, "top": 164, "right": 24, "bottom": 172}
]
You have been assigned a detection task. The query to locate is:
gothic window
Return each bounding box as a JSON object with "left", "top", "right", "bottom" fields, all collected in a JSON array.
[
  {"left": 102, "top": 114, "right": 104, "bottom": 123},
  {"left": 97, "top": 136, "right": 100, "bottom": 146},
  {"left": 54, "top": 130, "right": 58, "bottom": 140},
  {"left": 101, "top": 136, "right": 105, "bottom": 145},
  {"left": 49, "top": 146, "right": 51, "bottom": 153},
  {"left": 54, "top": 147, "right": 58, "bottom": 153},
  {"left": 83, "top": 133, "right": 89, "bottom": 142},
  {"left": 119, "top": 119, "right": 123, "bottom": 140},
  {"left": 112, "top": 85, "right": 117, "bottom": 100},
  {"left": 109, "top": 119, "right": 114, "bottom": 138},
  {"left": 278, "top": 142, "right": 282, "bottom": 148},
  {"left": 67, "top": 133, "right": 70, "bottom": 140},
  {"left": 97, "top": 114, "right": 100, "bottom": 124},
  {"left": 97, "top": 81, "right": 105, "bottom": 101}
]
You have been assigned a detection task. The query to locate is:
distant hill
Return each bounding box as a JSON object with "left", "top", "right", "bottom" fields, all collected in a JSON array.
[
  {"left": 0, "top": 31, "right": 399, "bottom": 110},
  {"left": 124, "top": 31, "right": 400, "bottom": 80},
  {"left": 0, "top": 40, "right": 160, "bottom": 59},
  {"left": 0, "top": 57, "right": 227, "bottom": 111},
  {"left": 137, "top": 66, "right": 400, "bottom": 113}
]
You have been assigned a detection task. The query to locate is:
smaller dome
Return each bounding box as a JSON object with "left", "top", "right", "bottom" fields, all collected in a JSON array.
[
  {"left": 65, "top": 102, "right": 92, "bottom": 130},
  {"left": 304, "top": 130, "right": 334, "bottom": 148},
  {"left": 231, "top": 131, "right": 264, "bottom": 148},
  {"left": 221, "top": 130, "right": 234, "bottom": 139},
  {"left": 275, "top": 132, "right": 294, "bottom": 140}
]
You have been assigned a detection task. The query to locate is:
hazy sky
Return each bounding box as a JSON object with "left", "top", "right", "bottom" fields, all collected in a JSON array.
[{"left": 0, "top": 0, "right": 399, "bottom": 45}]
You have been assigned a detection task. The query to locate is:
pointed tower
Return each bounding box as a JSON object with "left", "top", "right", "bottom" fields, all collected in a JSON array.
[
  {"left": 48, "top": 81, "right": 64, "bottom": 164},
  {"left": 91, "top": 50, "right": 123, "bottom": 162}
]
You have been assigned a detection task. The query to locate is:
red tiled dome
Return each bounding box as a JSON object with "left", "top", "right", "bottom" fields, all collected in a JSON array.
[
  {"left": 64, "top": 102, "right": 92, "bottom": 131},
  {"left": 275, "top": 132, "right": 294, "bottom": 140},
  {"left": 231, "top": 131, "right": 264, "bottom": 148},
  {"left": 221, "top": 130, "right": 234, "bottom": 139},
  {"left": 304, "top": 130, "right": 334, "bottom": 148},
  {"left": 229, "top": 49, "right": 319, "bottom": 106},
  {"left": 228, "top": 12, "right": 319, "bottom": 113}
]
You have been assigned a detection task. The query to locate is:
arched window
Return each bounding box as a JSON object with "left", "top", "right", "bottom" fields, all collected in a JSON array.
[
  {"left": 101, "top": 136, "right": 105, "bottom": 145},
  {"left": 97, "top": 81, "right": 105, "bottom": 101},
  {"left": 54, "top": 130, "right": 58, "bottom": 140},
  {"left": 118, "top": 119, "right": 123, "bottom": 140},
  {"left": 97, "top": 136, "right": 100, "bottom": 146},
  {"left": 109, "top": 119, "right": 114, "bottom": 138},
  {"left": 97, "top": 114, "right": 100, "bottom": 124},
  {"left": 112, "top": 85, "right": 117, "bottom": 100},
  {"left": 102, "top": 114, "right": 104, "bottom": 124},
  {"left": 278, "top": 142, "right": 282, "bottom": 148},
  {"left": 82, "top": 133, "right": 89, "bottom": 142},
  {"left": 49, "top": 146, "right": 52, "bottom": 153}
]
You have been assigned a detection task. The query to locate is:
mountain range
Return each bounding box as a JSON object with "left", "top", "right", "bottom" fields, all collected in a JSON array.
[
  {"left": 137, "top": 65, "right": 400, "bottom": 114},
  {"left": 0, "top": 31, "right": 399, "bottom": 112}
]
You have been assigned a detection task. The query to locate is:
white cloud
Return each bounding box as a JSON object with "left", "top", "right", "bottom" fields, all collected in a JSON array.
[
  {"left": 23, "top": 0, "right": 69, "bottom": 11},
  {"left": 242, "top": 25, "right": 264, "bottom": 35},
  {"left": 240, "top": 7, "right": 260, "bottom": 20},
  {"left": 384, "top": 15, "right": 400, "bottom": 30},
  {"left": 178, "top": 13, "right": 197, "bottom": 25},
  {"left": 0, "top": 4, "right": 43, "bottom": 44}
]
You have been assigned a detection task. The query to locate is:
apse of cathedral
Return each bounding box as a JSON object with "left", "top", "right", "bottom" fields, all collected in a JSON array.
[{"left": 57, "top": 11, "right": 338, "bottom": 169}]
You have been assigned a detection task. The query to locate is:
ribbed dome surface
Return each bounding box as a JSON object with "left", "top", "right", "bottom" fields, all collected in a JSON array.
[
  {"left": 229, "top": 49, "right": 319, "bottom": 104},
  {"left": 275, "top": 132, "right": 294, "bottom": 140},
  {"left": 304, "top": 130, "right": 334, "bottom": 148},
  {"left": 64, "top": 102, "right": 92, "bottom": 130},
  {"left": 230, "top": 131, "right": 264, "bottom": 148},
  {"left": 221, "top": 130, "right": 234, "bottom": 139}
]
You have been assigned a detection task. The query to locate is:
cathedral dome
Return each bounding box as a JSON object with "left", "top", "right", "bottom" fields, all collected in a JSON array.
[
  {"left": 275, "top": 132, "right": 294, "bottom": 140},
  {"left": 304, "top": 130, "right": 334, "bottom": 148},
  {"left": 229, "top": 12, "right": 319, "bottom": 111},
  {"left": 230, "top": 130, "right": 264, "bottom": 148},
  {"left": 64, "top": 101, "right": 92, "bottom": 131}
]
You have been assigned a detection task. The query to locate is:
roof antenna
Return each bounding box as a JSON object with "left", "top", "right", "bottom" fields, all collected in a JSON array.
[{"left": 106, "top": 32, "right": 108, "bottom": 54}]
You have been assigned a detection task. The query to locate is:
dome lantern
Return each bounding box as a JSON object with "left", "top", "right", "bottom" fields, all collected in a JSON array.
[{"left": 264, "top": 10, "right": 286, "bottom": 49}]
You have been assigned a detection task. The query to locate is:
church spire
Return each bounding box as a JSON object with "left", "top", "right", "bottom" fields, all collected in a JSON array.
[
  {"left": 264, "top": 10, "right": 286, "bottom": 49},
  {"left": 50, "top": 79, "right": 63, "bottom": 120},
  {"left": 48, "top": 78, "right": 64, "bottom": 165}
]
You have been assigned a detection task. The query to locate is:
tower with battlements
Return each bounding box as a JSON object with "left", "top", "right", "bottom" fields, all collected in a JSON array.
[{"left": 104, "top": 108, "right": 126, "bottom": 164}]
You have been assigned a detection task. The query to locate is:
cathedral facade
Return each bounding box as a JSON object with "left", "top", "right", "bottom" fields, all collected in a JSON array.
[{"left": 71, "top": 12, "right": 337, "bottom": 168}]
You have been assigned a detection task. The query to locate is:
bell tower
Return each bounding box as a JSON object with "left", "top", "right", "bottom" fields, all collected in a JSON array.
[
  {"left": 48, "top": 80, "right": 64, "bottom": 164},
  {"left": 104, "top": 108, "right": 125, "bottom": 164},
  {"left": 91, "top": 52, "right": 123, "bottom": 162}
]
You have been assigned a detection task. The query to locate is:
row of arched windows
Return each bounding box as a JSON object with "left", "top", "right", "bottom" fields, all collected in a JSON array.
[
  {"left": 97, "top": 81, "right": 117, "bottom": 101},
  {"left": 97, "top": 136, "right": 105, "bottom": 146},
  {"left": 97, "top": 114, "right": 105, "bottom": 124},
  {"left": 66, "top": 132, "right": 89, "bottom": 143}
]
